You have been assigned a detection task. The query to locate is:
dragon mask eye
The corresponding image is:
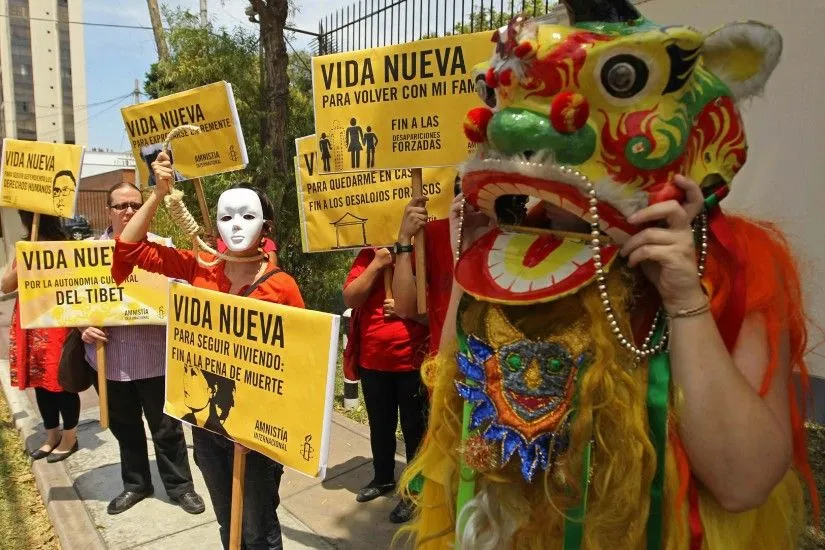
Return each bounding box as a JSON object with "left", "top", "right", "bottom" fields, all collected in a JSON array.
[{"left": 601, "top": 54, "right": 649, "bottom": 98}]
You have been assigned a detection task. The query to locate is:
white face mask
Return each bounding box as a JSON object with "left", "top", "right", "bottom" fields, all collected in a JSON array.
[{"left": 216, "top": 188, "right": 265, "bottom": 253}]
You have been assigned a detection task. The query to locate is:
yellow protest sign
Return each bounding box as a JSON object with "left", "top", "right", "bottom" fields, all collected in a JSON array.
[
  {"left": 312, "top": 31, "right": 493, "bottom": 172},
  {"left": 121, "top": 81, "right": 248, "bottom": 187},
  {"left": 0, "top": 139, "right": 84, "bottom": 217},
  {"left": 295, "top": 135, "right": 455, "bottom": 252},
  {"left": 165, "top": 283, "right": 339, "bottom": 477},
  {"left": 16, "top": 239, "right": 170, "bottom": 329}
]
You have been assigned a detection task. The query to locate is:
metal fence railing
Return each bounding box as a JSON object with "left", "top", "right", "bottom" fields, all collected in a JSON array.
[{"left": 315, "top": 0, "right": 562, "bottom": 54}]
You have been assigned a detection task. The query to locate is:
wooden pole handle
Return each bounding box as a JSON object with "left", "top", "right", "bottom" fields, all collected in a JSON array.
[
  {"left": 411, "top": 169, "right": 427, "bottom": 315},
  {"left": 383, "top": 267, "right": 393, "bottom": 299},
  {"left": 96, "top": 341, "right": 108, "bottom": 430},
  {"left": 30, "top": 213, "right": 40, "bottom": 242},
  {"left": 229, "top": 444, "right": 248, "bottom": 550}
]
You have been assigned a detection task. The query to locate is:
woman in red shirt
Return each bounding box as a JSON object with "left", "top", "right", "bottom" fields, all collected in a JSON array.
[
  {"left": 343, "top": 247, "right": 429, "bottom": 523},
  {"left": 1, "top": 212, "right": 80, "bottom": 462},
  {"left": 112, "top": 151, "right": 303, "bottom": 550}
]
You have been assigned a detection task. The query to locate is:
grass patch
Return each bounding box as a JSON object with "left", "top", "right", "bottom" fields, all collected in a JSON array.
[
  {"left": 802, "top": 422, "right": 825, "bottom": 549},
  {"left": 0, "top": 391, "right": 58, "bottom": 550}
]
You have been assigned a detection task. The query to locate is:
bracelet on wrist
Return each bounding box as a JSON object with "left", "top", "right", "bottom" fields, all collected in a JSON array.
[{"left": 667, "top": 298, "right": 711, "bottom": 319}]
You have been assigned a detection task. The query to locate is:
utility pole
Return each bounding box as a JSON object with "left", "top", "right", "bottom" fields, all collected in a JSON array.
[
  {"left": 200, "top": 0, "right": 208, "bottom": 26},
  {"left": 133, "top": 79, "right": 141, "bottom": 104},
  {"left": 146, "top": 0, "right": 169, "bottom": 61}
]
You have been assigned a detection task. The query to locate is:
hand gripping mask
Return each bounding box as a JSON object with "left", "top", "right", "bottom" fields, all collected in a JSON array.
[{"left": 457, "top": 0, "right": 782, "bottom": 305}]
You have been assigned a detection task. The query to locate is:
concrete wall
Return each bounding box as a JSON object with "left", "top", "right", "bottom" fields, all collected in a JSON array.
[{"left": 629, "top": 0, "right": 825, "bottom": 378}]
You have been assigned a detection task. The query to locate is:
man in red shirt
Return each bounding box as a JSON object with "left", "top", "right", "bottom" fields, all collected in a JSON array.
[{"left": 343, "top": 247, "right": 429, "bottom": 523}]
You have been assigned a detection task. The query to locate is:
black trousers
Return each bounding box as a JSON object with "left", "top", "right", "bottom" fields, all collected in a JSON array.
[
  {"left": 192, "top": 428, "right": 284, "bottom": 550},
  {"left": 95, "top": 375, "right": 194, "bottom": 498},
  {"left": 34, "top": 387, "right": 80, "bottom": 430},
  {"left": 358, "top": 367, "right": 428, "bottom": 484}
]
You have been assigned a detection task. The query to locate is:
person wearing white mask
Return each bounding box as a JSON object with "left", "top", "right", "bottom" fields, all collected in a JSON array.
[{"left": 111, "top": 151, "right": 304, "bottom": 550}]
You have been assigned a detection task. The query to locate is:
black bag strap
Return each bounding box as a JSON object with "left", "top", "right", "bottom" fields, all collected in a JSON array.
[{"left": 241, "top": 268, "right": 281, "bottom": 297}]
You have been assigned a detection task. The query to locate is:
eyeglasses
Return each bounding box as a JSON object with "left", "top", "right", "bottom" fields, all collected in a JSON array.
[{"left": 109, "top": 202, "right": 142, "bottom": 212}]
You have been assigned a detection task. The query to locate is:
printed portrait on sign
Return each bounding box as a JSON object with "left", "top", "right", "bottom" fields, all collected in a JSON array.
[
  {"left": 180, "top": 358, "right": 236, "bottom": 437},
  {"left": 51, "top": 170, "right": 76, "bottom": 215}
]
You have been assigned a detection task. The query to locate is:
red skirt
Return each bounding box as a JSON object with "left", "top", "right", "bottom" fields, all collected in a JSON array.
[{"left": 8, "top": 301, "right": 68, "bottom": 393}]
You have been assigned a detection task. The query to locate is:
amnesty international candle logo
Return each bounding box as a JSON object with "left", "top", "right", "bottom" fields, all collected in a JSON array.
[
  {"left": 0, "top": 139, "right": 85, "bottom": 218},
  {"left": 311, "top": 31, "right": 494, "bottom": 172},
  {"left": 16, "top": 239, "right": 170, "bottom": 329},
  {"left": 295, "top": 135, "right": 455, "bottom": 252},
  {"left": 164, "top": 283, "right": 340, "bottom": 478},
  {"left": 121, "top": 81, "right": 249, "bottom": 187}
]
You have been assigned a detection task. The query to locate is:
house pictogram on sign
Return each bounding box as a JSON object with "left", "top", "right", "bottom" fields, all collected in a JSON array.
[{"left": 330, "top": 211, "right": 369, "bottom": 248}]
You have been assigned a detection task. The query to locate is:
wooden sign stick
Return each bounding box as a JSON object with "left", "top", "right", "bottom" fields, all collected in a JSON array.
[
  {"left": 96, "top": 342, "right": 109, "bottom": 429},
  {"left": 384, "top": 267, "right": 393, "bottom": 298},
  {"left": 411, "top": 169, "right": 427, "bottom": 315},
  {"left": 30, "top": 213, "right": 40, "bottom": 242},
  {"left": 229, "top": 444, "right": 248, "bottom": 550}
]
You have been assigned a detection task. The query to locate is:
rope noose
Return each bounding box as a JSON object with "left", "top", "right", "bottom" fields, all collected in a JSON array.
[{"left": 161, "top": 125, "right": 266, "bottom": 267}]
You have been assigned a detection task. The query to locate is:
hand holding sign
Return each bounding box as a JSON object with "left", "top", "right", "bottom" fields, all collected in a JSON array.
[
  {"left": 150, "top": 151, "right": 174, "bottom": 197},
  {"left": 398, "top": 196, "right": 429, "bottom": 244},
  {"left": 81, "top": 327, "right": 107, "bottom": 344},
  {"left": 371, "top": 247, "right": 393, "bottom": 269}
]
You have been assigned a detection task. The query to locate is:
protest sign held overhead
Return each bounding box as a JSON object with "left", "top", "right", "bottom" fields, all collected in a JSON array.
[
  {"left": 295, "top": 135, "right": 454, "bottom": 252},
  {"left": 165, "top": 283, "right": 339, "bottom": 478},
  {"left": 312, "top": 31, "right": 493, "bottom": 172},
  {"left": 121, "top": 81, "right": 248, "bottom": 187},
  {"left": 16, "top": 239, "right": 170, "bottom": 329},
  {"left": 0, "top": 139, "right": 84, "bottom": 218}
]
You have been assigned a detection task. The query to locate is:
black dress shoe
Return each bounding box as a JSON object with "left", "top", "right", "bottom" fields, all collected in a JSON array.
[
  {"left": 171, "top": 490, "right": 206, "bottom": 514},
  {"left": 389, "top": 498, "right": 415, "bottom": 523},
  {"left": 30, "top": 447, "right": 54, "bottom": 460},
  {"left": 46, "top": 441, "right": 78, "bottom": 463},
  {"left": 107, "top": 489, "right": 153, "bottom": 515},
  {"left": 356, "top": 480, "right": 396, "bottom": 503}
]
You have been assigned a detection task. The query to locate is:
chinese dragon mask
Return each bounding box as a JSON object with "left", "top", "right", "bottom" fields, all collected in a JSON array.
[{"left": 399, "top": 1, "right": 815, "bottom": 550}]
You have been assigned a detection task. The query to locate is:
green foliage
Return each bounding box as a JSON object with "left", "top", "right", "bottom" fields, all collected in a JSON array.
[{"left": 142, "top": 7, "right": 352, "bottom": 313}]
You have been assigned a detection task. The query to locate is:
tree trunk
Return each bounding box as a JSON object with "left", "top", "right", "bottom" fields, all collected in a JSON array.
[
  {"left": 146, "top": 0, "right": 169, "bottom": 61},
  {"left": 252, "top": 0, "right": 290, "bottom": 204}
]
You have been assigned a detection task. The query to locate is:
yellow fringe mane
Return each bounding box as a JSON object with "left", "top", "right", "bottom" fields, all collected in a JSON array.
[{"left": 397, "top": 267, "right": 806, "bottom": 549}]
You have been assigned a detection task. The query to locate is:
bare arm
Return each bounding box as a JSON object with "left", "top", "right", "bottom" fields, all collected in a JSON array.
[
  {"left": 343, "top": 248, "right": 392, "bottom": 309},
  {"left": 393, "top": 197, "right": 428, "bottom": 319},
  {"left": 0, "top": 260, "right": 17, "bottom": 294},
  {"left": 439, "top": 280, "right": 464, "bottom": 346},
  {"left": 669, "top": 305, "right": 791, "bottom": 512}
]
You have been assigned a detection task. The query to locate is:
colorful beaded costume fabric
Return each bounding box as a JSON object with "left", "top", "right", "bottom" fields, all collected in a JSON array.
[{"left": 399, "top": 1, "right": 817, "bottom": 549}]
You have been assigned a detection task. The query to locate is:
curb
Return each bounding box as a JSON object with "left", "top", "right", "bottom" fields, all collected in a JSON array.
[{"left": 0, "top": 362, "right": 106, "bottom": 550}]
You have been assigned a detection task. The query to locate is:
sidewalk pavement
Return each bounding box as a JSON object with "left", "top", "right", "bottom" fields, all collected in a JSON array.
[{"left": 0, "top": 299, "right": 411, "bottom": 549}]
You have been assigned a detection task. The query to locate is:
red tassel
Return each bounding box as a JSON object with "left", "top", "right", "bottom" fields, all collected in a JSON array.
[
  {"left": 499, "top": 68, "right": 513, "bottom": 87},
  {"left": 463, "top": 107, "right": 494, "bottom": 143},
  {"left": 688, "top": 480, "right": 704, "bottom": 550},
  {"left": 485, "top": 67, "right": 498, "bottom": 89},
  {"left": 514, "top": 41, "right": 534, "bottom": 58}
]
